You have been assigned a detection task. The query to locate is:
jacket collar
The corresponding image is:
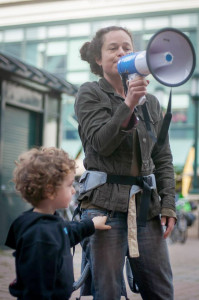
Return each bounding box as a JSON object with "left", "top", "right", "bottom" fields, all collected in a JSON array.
[
  {"left": 98, "top": 77, "right": 115, "bottom": 94},
  {"left": 98, "top": 77, "right": 125, "bottom": 100}
]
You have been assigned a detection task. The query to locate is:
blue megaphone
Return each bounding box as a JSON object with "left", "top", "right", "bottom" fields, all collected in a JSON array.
[{"left": 117, "top": 27, "right": 196, "bottom": 105}]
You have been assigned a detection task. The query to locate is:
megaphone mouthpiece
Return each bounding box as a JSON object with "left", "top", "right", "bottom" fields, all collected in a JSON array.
[{"left": 149, "top": 51, "right": 174, "bottom": 71}]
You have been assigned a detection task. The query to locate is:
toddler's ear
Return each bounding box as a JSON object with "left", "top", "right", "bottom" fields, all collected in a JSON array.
[{"left": 45, "top": 185, "right": 55, "bottom": 200}]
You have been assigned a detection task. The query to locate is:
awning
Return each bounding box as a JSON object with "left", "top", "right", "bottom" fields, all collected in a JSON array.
[{"left": 0, "top": 51, "right": 78, "bottom": 95}]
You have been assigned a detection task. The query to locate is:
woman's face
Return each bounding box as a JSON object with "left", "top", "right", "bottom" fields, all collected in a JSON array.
[{"left": 96, "top": 30, "right": 133, "bottom": 80}]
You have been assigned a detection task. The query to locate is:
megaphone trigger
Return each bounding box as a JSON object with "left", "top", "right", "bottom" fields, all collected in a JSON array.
[{"left": 138, "top": 96, "right": 147, "bottom": 106}]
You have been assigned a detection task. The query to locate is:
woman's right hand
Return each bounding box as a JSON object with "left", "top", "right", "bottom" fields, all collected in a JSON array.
[{"left": 125, "top": 76, "right": 149, "bottom": 111}]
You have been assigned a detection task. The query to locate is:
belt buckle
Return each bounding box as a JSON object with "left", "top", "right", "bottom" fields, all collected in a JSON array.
[{"left": 144, "top": 175, "right": 152, "bottom": 188}]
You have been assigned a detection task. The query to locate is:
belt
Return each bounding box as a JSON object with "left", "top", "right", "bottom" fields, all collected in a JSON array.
[
  {"left": 79, "top": 171, "right": 156, "bottom": 227},
  {"left": 106, "top": 174, "right": 154, "bottom": 226}
]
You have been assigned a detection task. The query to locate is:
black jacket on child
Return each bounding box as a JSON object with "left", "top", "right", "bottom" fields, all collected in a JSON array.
[{"left": 5, "top": 209, "right": 95, "bottom": 300}]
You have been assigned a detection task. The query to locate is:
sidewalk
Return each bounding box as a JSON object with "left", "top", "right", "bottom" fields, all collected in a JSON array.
[{"left": 1, "top": 237, "right": 199, "bottom": 300}]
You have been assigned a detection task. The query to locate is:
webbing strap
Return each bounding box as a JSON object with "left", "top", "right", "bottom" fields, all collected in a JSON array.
[
  {"left": 141, "top": 103, "right": 157, "bottom": 143},
  {"left": 157, "top": 89, "right": 172, "bottom": 146},
  {"left": 107, "top": 174, "right": 139, "bottom": 185},
  {"left": 106, "top": 174, "right": 152, "bottom": 227},
  {"left": 137, "top": 180, "right": 151, "bottom": 227}
]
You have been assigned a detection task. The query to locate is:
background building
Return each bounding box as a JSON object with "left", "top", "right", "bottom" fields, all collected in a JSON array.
[
  {"left": 0, "top": 49, "right": 77, "bottom": 245},
  {"left": 0, "top": 0, "right": 199, "bottom": 193},
  {"left": 0, "top": 0, "right": 198, "bottom": 168}
]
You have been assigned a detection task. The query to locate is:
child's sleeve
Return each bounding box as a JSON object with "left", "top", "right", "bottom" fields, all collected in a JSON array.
[{"left": 67, "top": 219, "right": 95, "bottom": 247}]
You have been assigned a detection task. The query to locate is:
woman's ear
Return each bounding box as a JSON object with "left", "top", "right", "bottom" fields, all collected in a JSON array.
[{"left": 95, "top": 57, "right": 102, "bottom": 66}]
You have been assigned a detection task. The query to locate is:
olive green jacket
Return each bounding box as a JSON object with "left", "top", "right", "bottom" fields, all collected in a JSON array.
[{"left": 75, "top": 78, "right": 176, "bottom": 220}]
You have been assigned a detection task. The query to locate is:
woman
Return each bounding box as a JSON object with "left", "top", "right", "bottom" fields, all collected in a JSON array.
[{"left": 75, "top": 26, "right": 176, "bottom": 300}]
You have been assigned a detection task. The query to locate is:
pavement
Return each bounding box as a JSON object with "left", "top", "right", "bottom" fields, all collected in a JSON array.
[{"left": 1, "top": 228, "right": 199, "bottom": 300}]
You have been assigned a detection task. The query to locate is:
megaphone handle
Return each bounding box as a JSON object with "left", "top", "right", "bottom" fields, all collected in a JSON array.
[{"left": 128, "top": 74, "right": 146, "bottom": 105}]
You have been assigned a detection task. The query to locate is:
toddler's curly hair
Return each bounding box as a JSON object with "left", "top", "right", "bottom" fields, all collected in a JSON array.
[{"left": 13, "top": 147, "right": 76, "bottom": 206}]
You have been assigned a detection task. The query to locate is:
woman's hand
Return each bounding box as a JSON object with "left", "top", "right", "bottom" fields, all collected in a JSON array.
[
  {"left": 125, "top": 76, "right": 149, "bottom": 111},
  {"left": 161, "top": 216, "right": 176, "bottom": 239},
  {"left": 92, "top": 216, "right": 112, "bottom": 230}
]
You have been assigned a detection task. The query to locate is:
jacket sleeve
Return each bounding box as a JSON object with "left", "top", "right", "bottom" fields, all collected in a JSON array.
[
  {"left": 18, "top": 240, "right": 59, "bottom": 300},
  {"left": 75, "top": 82, "right": 136, "bottom": 157},
  {"left": 67, "top": 219, "right": 95, "bottom": 247}
]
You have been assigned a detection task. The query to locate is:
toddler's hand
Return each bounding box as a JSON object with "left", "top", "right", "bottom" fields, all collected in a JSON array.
[{"left": 92, "top": 216, "right": 111, "bottom": 230}]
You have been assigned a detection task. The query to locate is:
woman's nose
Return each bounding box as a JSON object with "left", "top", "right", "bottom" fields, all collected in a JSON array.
[{"left": 117, "top": 47, "right": 126, "bottom": 56}]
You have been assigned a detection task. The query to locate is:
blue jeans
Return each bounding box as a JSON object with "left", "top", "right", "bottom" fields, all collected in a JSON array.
[{"left": 80, "top": 209, "right": 173, "bottom": 300}]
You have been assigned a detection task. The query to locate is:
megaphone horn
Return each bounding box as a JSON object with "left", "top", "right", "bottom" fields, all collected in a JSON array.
[
  {"left": 146, "top": 27, "right": 196, "bottom": 87},
  {"left": 117, "top": 27, "right": 196, "bottom": 97}
]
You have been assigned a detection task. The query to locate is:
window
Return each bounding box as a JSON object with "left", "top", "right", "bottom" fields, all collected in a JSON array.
[
  {"left": 44, "top": 116, "right": 58, "bottom": 147},
  {"left": 171, "top": 14, "right": 197, "bottom": 28},
  {"left": 170, "top": 94, "right": 193, "bottom": 139},
  {"left": 67, "top": 71, "right": 89, "bottom": 85},
  {"left": 4, "top": 81, "right": 43, "bottom": 111},
  {"left": 25, "top": 42, "right": 46, "bottom": 68},
  {"left": 119, "top": 19, "right": 143, "bottom": 31},
  {"left": 65, "top": 129, "right": 79, "bottom": 140},
  {"left": 46, "top": 41, "right": 67, "bottom": 73},
  {"left": 3, "top": 42, "right": 22, "bottom": 57},
  {"left": 4, "top": 29, "right": 24, "bottom": 42},
  {"left": 144, "top": 17, "right": 169, "bottom": 29},
  {"left": 47, "top": 25, "right": 68, "bottom": 38},
  {"left": 132, "top": 33, "right": 143, "bottom": 51},
  {"left": 26, "top": 27, "right": 46, "bottom": 40},
  {"left": 68, "top": 23, "right": 90, "bottom": 37},
  {"left": 0, "top": 31, "right": 3, "bottom": 42},
  {"left": 92, "top": 20, "right": 117, "bottom": 33},
  {"left": 171, "top": 94, "right": 189, "bottom": 124},
  {"left": 67, "top": 39, "right": 88, "bottom": 71},
  {"left": 43, "top": 96, "right": 60, "bottom": 148}
]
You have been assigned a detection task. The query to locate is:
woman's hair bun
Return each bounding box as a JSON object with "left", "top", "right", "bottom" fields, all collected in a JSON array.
[{"left": 80, "top": 41, "right": 91, "bottom": 62}]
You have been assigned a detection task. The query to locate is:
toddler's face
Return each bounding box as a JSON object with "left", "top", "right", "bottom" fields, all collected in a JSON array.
[{"left": 54, "top": 171, "right": 76, "bottom": 209}]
